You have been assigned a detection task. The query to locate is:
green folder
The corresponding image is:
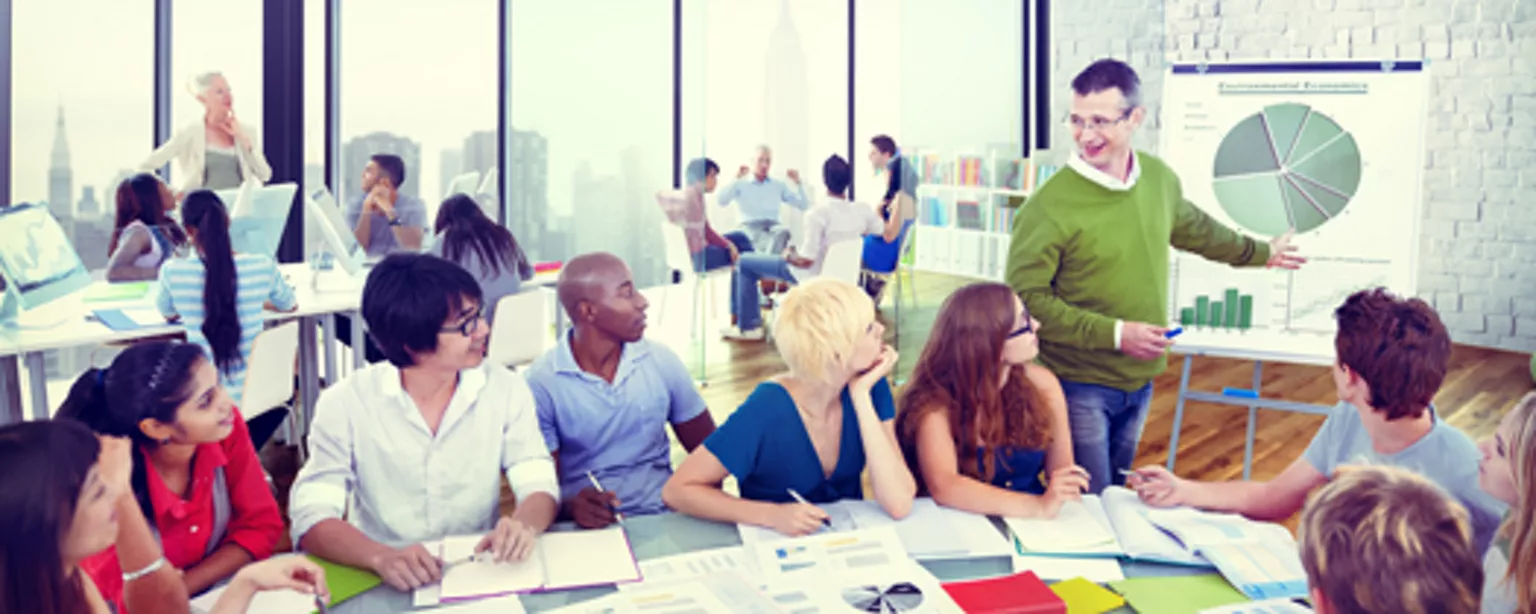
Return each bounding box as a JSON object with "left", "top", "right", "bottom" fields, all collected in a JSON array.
[
  {"left": 310, "top": 556, "right": 383, "bottom": 608},
  {"left": 83, "top": 282, "right": 151, "bottom": 302},
  {"left": 1107, "top": 574, "right": 1248, "bottom": 614}
]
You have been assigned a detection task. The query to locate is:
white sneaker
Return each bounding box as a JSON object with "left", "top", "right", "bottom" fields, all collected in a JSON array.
[{"left": 720, "top": 325, "right": 766, "bottom": 341}]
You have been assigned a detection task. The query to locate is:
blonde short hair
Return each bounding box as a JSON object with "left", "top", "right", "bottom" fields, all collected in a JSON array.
[
  {"left": 189, "top": 71, "right": 225, "bottom": 97},
  {"left": 772, "top": 278, "right": 874, "bottom": 384},
  {"left": 1298, "top": 465, "right": 1483, "bottom": 614}
]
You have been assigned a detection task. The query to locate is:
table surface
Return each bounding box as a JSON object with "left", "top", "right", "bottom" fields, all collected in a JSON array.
[{"left": 330, "top": 512, "right": 1203, "bottom": 613}]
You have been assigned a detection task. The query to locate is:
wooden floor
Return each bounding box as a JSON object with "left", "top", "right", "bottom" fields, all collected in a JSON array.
[{"left": 658, "top": 270, "right": 1533, "bottom": 485}]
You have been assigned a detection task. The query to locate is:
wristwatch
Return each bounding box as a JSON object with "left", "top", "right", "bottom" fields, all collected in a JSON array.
[{"left": 387, "top": 215, "right": 403, "bottom": 227}]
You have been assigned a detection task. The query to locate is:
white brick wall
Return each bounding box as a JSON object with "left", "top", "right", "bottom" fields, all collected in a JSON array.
[{"left": 1053, "top": 0, "right": 1536, "bottom": 353}]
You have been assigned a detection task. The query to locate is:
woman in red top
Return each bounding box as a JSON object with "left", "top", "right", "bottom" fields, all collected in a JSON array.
[{"left": 56, "top": 341, "right": 285, "bottom": 611}]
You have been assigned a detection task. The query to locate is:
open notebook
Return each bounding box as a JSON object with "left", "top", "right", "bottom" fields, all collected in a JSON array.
[
  {"left": 1141, "top": 506, "right": 1308, "bottom": 600},
  {"left": 737, "top": 497, "right": 1012, "bottom": 560},
  {"left": 1004, "top": 486, "right": 1213, "bottom": 567},
  {"left": 438, "top": 526, "right": 642, "bottom": 602}
]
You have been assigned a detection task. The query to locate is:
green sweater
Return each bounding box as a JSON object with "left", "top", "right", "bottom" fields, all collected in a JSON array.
[{"left": 1006, "top": 153, "right": 1270, "bottom": 391}]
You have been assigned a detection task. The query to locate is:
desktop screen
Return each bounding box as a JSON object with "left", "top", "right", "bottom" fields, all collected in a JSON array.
[{"left": 0, "top": 203, "right": 90, "bottom": 308}]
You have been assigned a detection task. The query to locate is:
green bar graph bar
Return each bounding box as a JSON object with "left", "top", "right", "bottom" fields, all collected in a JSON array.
[
  {"left": 1180, "top": 308, "right": 1196, "bottom": 326},
  {"left": 1239, "top": 295, "right": 1254, "bottom": 330},
  {"left": 1195, "top": 296, "right": 1210, "bottom": 327},
  {"left": 1211, "top": 301, "right": 1225, "bottom": 328},
  {"left": 1224, "top": 289, "right": 1239, "bottom": 328}
]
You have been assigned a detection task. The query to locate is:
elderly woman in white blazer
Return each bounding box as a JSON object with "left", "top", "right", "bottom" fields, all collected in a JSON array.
[{"left": 140, "top": 71, "right": 271, "bottom": 193}]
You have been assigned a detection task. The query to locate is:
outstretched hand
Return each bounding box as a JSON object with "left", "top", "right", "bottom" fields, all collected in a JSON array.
[{"left": 1266, "top": 229, "right": 1306, "bottom": 270}]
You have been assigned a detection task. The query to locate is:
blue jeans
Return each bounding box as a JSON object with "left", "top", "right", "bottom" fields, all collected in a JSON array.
[
  {"left": 1061, "top": 379, "right": 1153, "bottom": 494},
  {"left": 733, "top": 253, "right": 797, "bottom": 331}
]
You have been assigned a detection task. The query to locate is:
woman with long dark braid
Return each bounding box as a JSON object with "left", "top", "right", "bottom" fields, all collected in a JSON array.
[{"left": 156, "top": 190, "right": 297, "bottom": 405}]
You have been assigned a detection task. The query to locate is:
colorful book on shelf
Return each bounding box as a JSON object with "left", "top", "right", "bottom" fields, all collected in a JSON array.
[
  {"left": 943, "top": 570, "right": 1065, "bottom": 614},
  {"left": 956, "top": 201, "right": 984, "bottom": 231},
  {"left": 1022, "top": 160, "right": 1039, "bottom": 192},
  {"left": 1036, "top": 163, "right": 1060, "bottom": 187},
  {"left": 957, "top": 157, "right": 984, "bottom": 186},
  {"left": 921, "top": 154, "right": 947, "bottom": 184}
]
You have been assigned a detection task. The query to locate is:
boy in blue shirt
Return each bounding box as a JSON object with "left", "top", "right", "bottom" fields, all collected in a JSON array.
[
  {"left": 526, "top": 252, "right": 717, "bottom": 528},
  {"left": 1130, "top": 288, "right": 1506, "bottom": 554}
]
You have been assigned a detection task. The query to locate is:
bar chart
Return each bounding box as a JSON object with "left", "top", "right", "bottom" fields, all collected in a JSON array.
[{"left": 1178, "top": 288, "right": 1255, "bottom": 330}]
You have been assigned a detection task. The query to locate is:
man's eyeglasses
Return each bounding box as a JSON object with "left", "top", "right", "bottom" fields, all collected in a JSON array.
[
  {"left": 1065, "top": 108, "right": 1134, "bottom": 132},
  {"left": 1007, "top": 317, "right": 1034, "bottom": 339},
  {"left": 441, "top": 308, "right": 485, "bottom": 337}
]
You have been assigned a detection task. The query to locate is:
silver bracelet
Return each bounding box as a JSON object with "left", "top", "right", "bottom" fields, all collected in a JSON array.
[{"left": 122, "top": 556, "right": 167, "bottom": 582}]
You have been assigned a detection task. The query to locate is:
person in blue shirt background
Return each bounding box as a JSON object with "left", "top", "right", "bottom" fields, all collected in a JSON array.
[
  {"left": 663, "top": 278, "right": 915, "bottom": 537},
  {"left": 715, "top": 144, "right": 808, "bottom": 255},
  {"left": 527, "top": 252, "right": 717, "bottom": 528}
]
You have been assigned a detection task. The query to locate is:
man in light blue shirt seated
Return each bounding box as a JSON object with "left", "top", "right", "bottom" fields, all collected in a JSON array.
[
  {"left": 1127, "top": 288, "right": 1507, "bottom": 554},
  {"left": 526, "top": 252, "right": 718, "bottom": 528},
  {"left": 716, "top": 144, "right": 808, "bottom": 255},
  {"left": 344, "top": 153, "right": 427, "bottom": 258}
]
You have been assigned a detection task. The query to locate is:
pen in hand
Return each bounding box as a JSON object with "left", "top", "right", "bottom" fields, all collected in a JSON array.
[
  {"left": 787, "top": 488, "right": 832, "bottom": 528},
  {"left": 587, "top": 470, "right": 626, "bottom": 525}
]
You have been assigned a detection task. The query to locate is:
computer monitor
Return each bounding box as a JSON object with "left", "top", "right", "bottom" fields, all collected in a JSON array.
[
  {"left": 0, "top": 203, "right": 92, "bottom": 324},
  {"left": 212, "top": 183, "right": 298, "bottom": 259},
  {"left": 444, "top": 171, "right": 481, "bottom": 199},
  {"left": 305, "top": 188, "right": 366, "bottom": 276}
]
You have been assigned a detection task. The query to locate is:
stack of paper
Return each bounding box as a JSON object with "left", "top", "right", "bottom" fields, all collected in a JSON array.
[
  {"left": 763, "top": 562, "right": 963, "bottom": 614},
  {"left": 546, "top": 576, "right": 754, "bottom": 614},
  {"left": 1005, "top": 499, "right": 1119, "bottom": 552},
  {"left": 621, "top": 546, "right": 759, "bottom": 591},
  {"left": 751, "top": 526, "right": 911, "bottom": 578},
  {"left": 433, "top": 526, "right": 641, "bottom": 604},
  {"left": 737, "top": 497, "right": 1011, "bottom": 560}
]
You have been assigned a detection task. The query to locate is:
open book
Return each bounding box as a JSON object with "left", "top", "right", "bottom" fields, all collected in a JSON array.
[
  {"left": 737, "top": 497, "right": 1012, "bottom": 560},
  {"left": 438, "top": 526, "right": 641, "bottom": 602},
  {"left": 1141, "top": 506, "right": 1308, "bottom": 600}
]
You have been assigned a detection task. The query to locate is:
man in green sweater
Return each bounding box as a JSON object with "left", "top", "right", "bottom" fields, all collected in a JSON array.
[{"left": 1006, "top": 59, "right": 1305, "bottom": 494}]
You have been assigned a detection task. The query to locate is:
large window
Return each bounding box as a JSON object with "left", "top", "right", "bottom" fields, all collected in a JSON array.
[
  {"left": 339, "top": 0, "right": 497, "bottom": 225},
  {"left": 168, "top": 0, "right": 264, "bottom": 189},
  {"left": 685, "top": 0, "right": 850, "bottom": 235},
  {"left": 510, "top": 0, "right": 673, "bottom": 288},
  {"left": 10, "top": 0, "right": 153, "bottom": 389}
]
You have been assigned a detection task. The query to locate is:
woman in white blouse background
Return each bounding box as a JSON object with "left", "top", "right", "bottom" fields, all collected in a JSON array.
[{"left": 141, "top": 71, "right": 272, "bottom": 194}]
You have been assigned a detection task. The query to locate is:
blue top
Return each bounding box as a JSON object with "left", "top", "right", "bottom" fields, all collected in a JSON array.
[
  {"left": 526, "top": 332, "right": 708, "bottom": 516},
  {"left": 704, "top": 378, "right": 896, "bottom": 504},
  {"left": 344, "top": 193, "right": 428, "bottom": 258},
  {"left": 715, "top": 176, "right": 808, "bottom": 224},
  {"left": 1302, "top": 401, "right": 1507, "bottom": 554},
  {"left": 156, "top": 252, "right": 297, "bottom": 405},
  {"left": 976, "top": 447, "right": 1048, "bottom": 495}
]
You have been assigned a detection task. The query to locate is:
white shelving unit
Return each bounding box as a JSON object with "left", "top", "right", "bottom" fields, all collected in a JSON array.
[{"left": 906, "top": 150, "right": 1058, "bottom": 281}]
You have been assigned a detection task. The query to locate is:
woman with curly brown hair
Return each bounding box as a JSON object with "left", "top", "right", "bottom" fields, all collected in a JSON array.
[{"left": 895, "top": 282, "right": 1088, "bottom": 518}]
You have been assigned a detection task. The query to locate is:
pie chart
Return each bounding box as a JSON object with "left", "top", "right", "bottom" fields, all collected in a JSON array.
[{"left": 1211, "top": 103, "right": 1361, "bottom": 236}]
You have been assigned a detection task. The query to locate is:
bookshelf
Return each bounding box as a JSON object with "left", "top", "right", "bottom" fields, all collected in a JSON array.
[{"left": 907, "top": 150, "right": 1058, "bottom": 281}]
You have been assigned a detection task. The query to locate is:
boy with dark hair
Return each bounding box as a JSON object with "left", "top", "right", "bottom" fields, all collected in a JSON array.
[
  {"left": 347, "top": 153, "right": 427, "bottom": 258},
  {"left": 1131, "top": 288, "right": 1507, "bottom": 553},
  {"left": 1298, "top": 466, "right": 1484, "bottom": 614},
  {"left": 720, "top": 154, "right": 885, "bottom": 341},
  {"left": 290, "top": 254, "right": 559, "bottom": 592}
]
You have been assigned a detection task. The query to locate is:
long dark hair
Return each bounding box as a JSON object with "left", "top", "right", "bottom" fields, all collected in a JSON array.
[
  {"left": 0, "top": 420, "right": 102, "bottom": 614},
  {"left": 110, "top": 173, "right": 187, "bottom": 255},
  {"left": 895, "top": 283, "right": 1052, "bottom": 487},
  {"left": 433, "top": 194, "right": 532, "bottom": 280},
  {"left": 55, "top": 342, "right": 206, "bottom": 524},
  {"left": 181, "top": 191, "right": 243, "bottom": 377}
]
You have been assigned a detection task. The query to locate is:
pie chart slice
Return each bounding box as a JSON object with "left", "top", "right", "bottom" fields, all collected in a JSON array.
[
  {"left": 1289, "top": 135, "right": 1362, "bottom": 197},
  {"left": 1212, "top": 114, "right": 1280, "bottom": 177},
  {"left": 1212, "top": 103, "right": 1360, "bottom": 235},
  {"left": 1262, "top": 103, "right": 1310, "bottom": 162},
  {"left": 1214, "top": 174, "right": 1294, "bottom": 238}
]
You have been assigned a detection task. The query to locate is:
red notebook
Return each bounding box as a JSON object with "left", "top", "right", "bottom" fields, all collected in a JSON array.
[
  {"left": 942, "top": 571, "right": 1066, "bottom": 614},
  {"left": 533, "top": 261, "right": 563, "bottom": 274}
]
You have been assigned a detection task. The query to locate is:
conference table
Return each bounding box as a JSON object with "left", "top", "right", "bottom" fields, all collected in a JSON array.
[
  {"left": 331, "top": 512, "right": 1204, "bottom": 613},
  {"left": 0, "top": 264, "right": 562, "bottom": 431}
]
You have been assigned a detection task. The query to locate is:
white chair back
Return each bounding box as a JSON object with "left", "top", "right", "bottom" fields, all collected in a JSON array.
[
  {"left": 242, "top": 322, "right": 299, "bottom": 414},
  {"left": 661, "top": 221, "right": 695, "bottom": 276},
  {"left": 821, "top": 239, "right": 864, "bottom": 286},
  {"left": 487, "top": 289, "right": 552, "bottom": 369}
]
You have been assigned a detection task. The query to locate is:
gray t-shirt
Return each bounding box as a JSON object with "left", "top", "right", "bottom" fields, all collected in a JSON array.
[
  {"left": 1480, "top": 536, "right": 1517, "bottom": 614},
  {"left": 430, "top": 240, "right": 525, "bottom": 326},
  {"left": 1302, "top": 401, "right": 1507, "bottom": 554},
  {"left": 344, "top": 193, "right": 427, "bottom": 258}
]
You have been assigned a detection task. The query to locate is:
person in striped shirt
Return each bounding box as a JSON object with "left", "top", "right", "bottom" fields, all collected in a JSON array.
[{"left": 157, "top": 190, "right": 297, "bottom": 406}]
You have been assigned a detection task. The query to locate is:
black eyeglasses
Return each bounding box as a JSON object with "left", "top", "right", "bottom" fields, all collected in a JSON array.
[
  {"left": 1065, "top": 108, "right": 1134, "bottom": 132},
  {"left": 1007, "top": 316, "right": 1034, "bottom": 339},
  {"left": 440, "top": 307, "right": 485, "bottom": 337}
]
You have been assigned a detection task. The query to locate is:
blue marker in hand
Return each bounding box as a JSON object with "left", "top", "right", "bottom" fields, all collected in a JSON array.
[{"left": 1165, "top": 326, "right": 1184, "bottom": 339}]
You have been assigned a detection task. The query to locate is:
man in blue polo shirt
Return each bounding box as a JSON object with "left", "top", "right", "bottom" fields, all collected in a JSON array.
[{"left": 526, "top": 252, "right": 718, "bottom": 528}]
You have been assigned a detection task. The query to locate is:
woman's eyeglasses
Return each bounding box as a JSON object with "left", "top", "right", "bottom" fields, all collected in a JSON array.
[
  {"left": 440, "top": 307, "right": 485, "bottom": 337},
  {"left": 1007, "top": 317, "right": 1034, "bottom": 339}
]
